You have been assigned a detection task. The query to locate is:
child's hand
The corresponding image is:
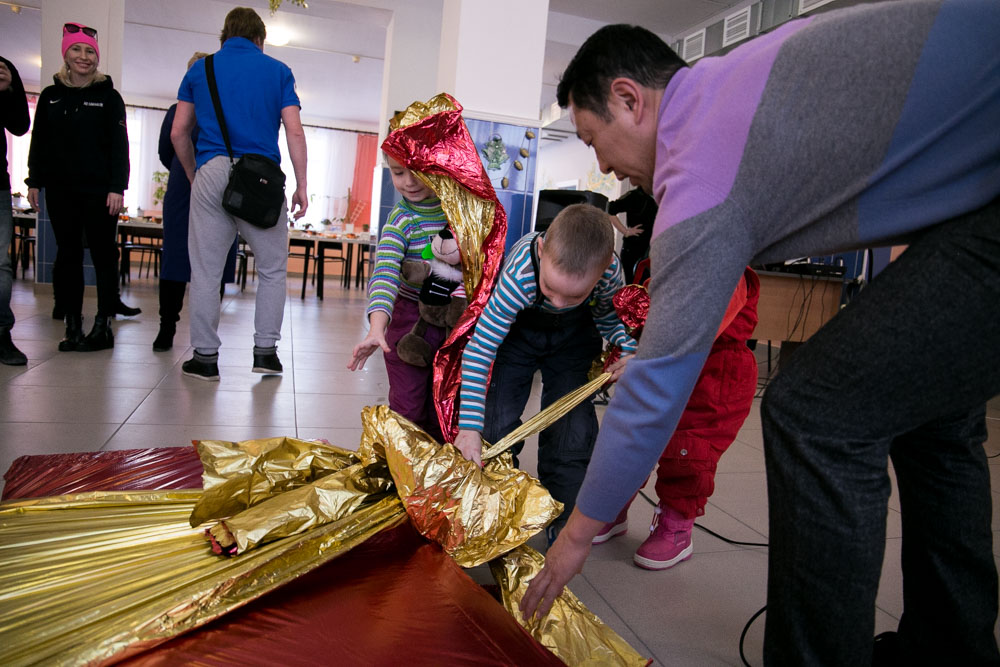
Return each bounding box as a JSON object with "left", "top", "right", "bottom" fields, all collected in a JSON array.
[
  {"left": 606, "top": 353, "right": 633, "bottom": 382},
  {"left": 453, "top": 429, "right": 483, "bottom": 467},
  {"left": 347, "top": 330, "right": 389, "bottom": 371}
]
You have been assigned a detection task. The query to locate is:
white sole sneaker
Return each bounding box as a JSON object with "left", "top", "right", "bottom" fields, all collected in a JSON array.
[
  {"left": 592, "top": 521, "right": 628, "bottom": 545},
  {"left": 633, "top": 541, "right": 694, "bottom": 570}
]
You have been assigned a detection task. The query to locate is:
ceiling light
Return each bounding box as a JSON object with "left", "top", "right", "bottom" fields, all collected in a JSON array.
[
  {"left": 352, "top": 55, "right": 360, "bottom": 64},
  {"left": 266, "top": 25, "right": 291, "bottom": 47}
]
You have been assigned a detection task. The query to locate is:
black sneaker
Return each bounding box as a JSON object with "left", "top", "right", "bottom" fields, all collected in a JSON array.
[
  {"left": 115, "top": 301, "right": 142, "bottom": 318},
  {"left": 0, "top": 331, "right": 27, "bottom": 366},
  {"left": 152, "top": 326, "right": 174, "bottom": 352},
  {"left": 252, "top": 349, "right": 283, "bottom": 374},
  {"left": 182, "top": 357, "right": 220, "bottom": 381}
]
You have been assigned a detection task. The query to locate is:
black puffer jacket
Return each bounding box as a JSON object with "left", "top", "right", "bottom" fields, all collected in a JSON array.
[{"left": 25, "top": 74, "right": 129, "bottom": 194}]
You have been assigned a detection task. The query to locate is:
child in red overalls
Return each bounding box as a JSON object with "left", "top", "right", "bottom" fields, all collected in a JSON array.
[{"left": 594, "top": 265, "right": 760, "bottom": 570}]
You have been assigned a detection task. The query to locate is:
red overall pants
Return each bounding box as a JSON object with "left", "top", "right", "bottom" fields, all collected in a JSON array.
[{"left": 653, "top": 267, "right": 760, "bottom": 519}]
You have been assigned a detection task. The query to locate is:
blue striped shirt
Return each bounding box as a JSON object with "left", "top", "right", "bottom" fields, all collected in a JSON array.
[
  {"left": 367, "top": 198, "right": 447, "bottom": 319},
  {"left": 458, "top": 233, "right": 637, "bottom": 432}
]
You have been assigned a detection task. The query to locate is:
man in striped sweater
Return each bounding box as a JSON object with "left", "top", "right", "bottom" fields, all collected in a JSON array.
[
  {"left": 453, "top": 204, "right": 636, "bottom": 542},
  {"left": 522, "top": 1, "right": 1000, "bottom": 664}
]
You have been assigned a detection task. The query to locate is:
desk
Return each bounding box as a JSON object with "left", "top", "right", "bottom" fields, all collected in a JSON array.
[{"left": 754, "top": 271, "right": 843, "bottom": 343}]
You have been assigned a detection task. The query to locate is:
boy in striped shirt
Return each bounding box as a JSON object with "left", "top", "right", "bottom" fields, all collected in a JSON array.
[{"left": 453, "top": 204, "right": 636, "bottom": 542}]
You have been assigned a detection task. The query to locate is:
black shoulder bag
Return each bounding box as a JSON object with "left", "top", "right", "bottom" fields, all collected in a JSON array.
[{"left": 205, "top": 54, "right": 286, "bottom": 229}]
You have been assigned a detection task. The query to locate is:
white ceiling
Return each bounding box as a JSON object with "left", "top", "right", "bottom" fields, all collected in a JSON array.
[{"left": 1, "top": 0, "right": 751, "bottom": 131}]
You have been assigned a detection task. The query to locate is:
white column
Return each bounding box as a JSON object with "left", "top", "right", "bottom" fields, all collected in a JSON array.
[
  {"left": 39, "top": 0, "right": 125, "bottom": 86},
  {"left": 437, "top": 0, "right": 549, "bottom": 125}
]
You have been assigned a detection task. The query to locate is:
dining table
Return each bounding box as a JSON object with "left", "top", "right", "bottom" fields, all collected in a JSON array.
[{"left": 288, "top": 230, "right": 373, "bottom": 300}]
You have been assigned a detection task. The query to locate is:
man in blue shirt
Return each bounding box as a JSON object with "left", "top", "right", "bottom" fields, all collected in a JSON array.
[{"left": 171, "top": 7, "right": 308, "bottom": 380}]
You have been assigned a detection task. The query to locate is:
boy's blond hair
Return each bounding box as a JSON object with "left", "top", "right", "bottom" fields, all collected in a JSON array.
[{"left": 543, "top": 203, "right": 614, "bottom": 277}]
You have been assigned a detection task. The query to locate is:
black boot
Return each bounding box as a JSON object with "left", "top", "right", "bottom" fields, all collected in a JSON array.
[
  {"left": 0, "top": 329, "right": 27, "bottom": 365},
  {"left": 153, "top": 279, "right": 185, "bottom": 352},
  {"left": 58, "top": 314, "right": 85, "bottom": 352},
  {"left": 115, "top": 299, "right": 142, "bottom": 317},
  {"left": 77, "top": 315, "right": 114, "bottom": 352}
]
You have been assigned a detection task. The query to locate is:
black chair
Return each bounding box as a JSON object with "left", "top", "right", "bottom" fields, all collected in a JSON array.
[
  {"left": 288, "top": 237, "right": 314, "bottom": 299},
  {"left": 11, "top": 227, "right": 35, "bottom": 279},
  {"left": 235, "top": 236, "right": 255, "bottom": 292}
]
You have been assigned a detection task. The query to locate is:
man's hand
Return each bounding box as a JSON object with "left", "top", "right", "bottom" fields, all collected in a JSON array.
[
  {"left": 520, "top": 509, "right": 602, "bottom": 620},
  {"left": 290, "top": 184, "right": 308, "bottom": 220},
  {"left": 624, "top": 224, "right": 644, "bottom": 237},
  {"left": 27, "top": 188, "right": 39, "bottom": 210},
  {"left": 0, "top": 62, "right": 12, "bottom": 92},
  {"left": 453, "top": 429, "right": 483, "bottom": 467},
  {"left": 107, "top": 192, "right": 124, "bottom": 216},
  {"left": 606, "top": 352, "right": 632, "bottom": 382}
]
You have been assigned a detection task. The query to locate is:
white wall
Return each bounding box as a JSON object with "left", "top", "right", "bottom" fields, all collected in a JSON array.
[{"left": 535, "top": 138, "right": 624, "bottom": 199}]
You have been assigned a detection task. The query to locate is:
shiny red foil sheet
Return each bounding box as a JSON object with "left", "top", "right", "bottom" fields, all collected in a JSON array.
[
  {"left": 2, "top": 446, "right": 204, "bottom": 500},
  {"left": 2, "top": 448, "right": 565, "bottom": 666},
  {"left": 612, "top": 284, "right": 650, "bottom": 330},
  {"left": 381, "top": 95, "right": 508, "bottom": 443}
]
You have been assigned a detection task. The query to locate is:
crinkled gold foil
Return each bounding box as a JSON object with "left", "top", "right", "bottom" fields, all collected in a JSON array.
[
  {"left": 190, "top": 437, "right": 359, "bottom": 527},
  {"left": 358, "top": 405, "right": 563, "bottom": 567},
  {"left": 211, "top": 461, "right": 394, "bottom": 553},
  {"left": 418, "top": 173, "right": 494, "bottom": 297},
  {"left": 484, "top": 373, "right": 611, "bottom": 460},
  {"left": 0, "top": 491, "right": 406, "bottom": 666},
  {"left": 490, "top": 545, "right": 650, "bottom": 667}
]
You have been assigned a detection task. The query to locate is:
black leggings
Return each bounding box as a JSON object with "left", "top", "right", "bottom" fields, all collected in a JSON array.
[{"left": 46, "top": 189, "right": 120, "bottom": 317}]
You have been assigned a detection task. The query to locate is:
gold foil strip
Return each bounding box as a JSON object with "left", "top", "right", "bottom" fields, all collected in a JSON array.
[
  {"left": 0, "top": 491, "right": 406, "bottom": 667},
  {"left": 357, "top": 405, "right": 563, "bottom": 567},
  {"left": 484, "top": 373, "right": 611, "bottom": 460},
  {"left": 190, "top": 437, "right": 360, "bottom": 527},
  {"left": 210, "top": 461, "right": 394, "bottom": 553},
  {"left": 418, "top": 173, "right": 494, "bottom": 297},
  {"left": 490, "top": 545, "right": 649, "bottom": 667}
]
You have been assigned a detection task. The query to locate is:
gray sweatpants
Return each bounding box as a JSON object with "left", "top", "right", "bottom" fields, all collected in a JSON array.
[{"left": 188, "top": 155, "right": 288, "bottom": 354}]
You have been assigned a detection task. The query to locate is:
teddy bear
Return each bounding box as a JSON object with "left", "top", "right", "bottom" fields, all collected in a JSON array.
[{"left": 396, "top": 227, "right": 468, "bottom": 367}]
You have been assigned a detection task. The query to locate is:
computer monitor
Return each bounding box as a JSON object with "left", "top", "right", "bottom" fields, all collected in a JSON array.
[{"left": 535, "top": 189, "right": 609, "bottom": 233}]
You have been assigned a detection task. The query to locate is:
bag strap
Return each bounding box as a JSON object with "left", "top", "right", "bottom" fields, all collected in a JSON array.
[{"left": 205, "top": 54, "right": 234, "bottom": 163}]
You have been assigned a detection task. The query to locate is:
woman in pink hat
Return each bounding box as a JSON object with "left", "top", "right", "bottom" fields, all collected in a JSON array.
[{"left": 26, "top": 22, "right": 136, "bottom": 352}]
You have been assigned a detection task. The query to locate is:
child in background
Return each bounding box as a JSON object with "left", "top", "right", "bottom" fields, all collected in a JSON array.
[
  {"left": 453, "top": 204, "right": 636, "bottom": 541},
  {"left": 592, "top": 267, "right": 760, "bottom": 571},
  {"left": 348, "top": 155, "right": 449, "bottom": 441}
]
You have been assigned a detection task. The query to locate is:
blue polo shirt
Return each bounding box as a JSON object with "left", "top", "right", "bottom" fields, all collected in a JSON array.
[{"left": 178, "top": 37, "right": 300, "bottom": 169}]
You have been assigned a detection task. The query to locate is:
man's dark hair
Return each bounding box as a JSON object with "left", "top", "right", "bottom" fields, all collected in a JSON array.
[
  {"left": 220, "top": 7, "right": 266, "bottom": 46},
  {"left": 556, "top": 24, "right": 687, "bottom": 120}
]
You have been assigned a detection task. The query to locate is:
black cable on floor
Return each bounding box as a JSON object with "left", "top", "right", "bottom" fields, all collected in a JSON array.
[
  {"left": 636, "top": 488, "right": 770, "bottom": 663},
  {"left": 637, "top": 491, "right": 769, "bottom": 548},
  {"left": 740, "top": 605, "right": 767, "bottom": 667}
]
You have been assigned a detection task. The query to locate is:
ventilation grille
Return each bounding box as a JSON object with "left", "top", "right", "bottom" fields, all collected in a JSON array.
[
  {"left": 722, "top": 6, "right": 753, "bottom": 47},
  {"left": 798, "top": 0, "right": 838, "bottom": 15},
  {"left": 683, "top": 29, "right": 706, "bottom": 61}
]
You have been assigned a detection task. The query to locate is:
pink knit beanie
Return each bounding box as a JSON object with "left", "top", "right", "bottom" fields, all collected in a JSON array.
[{"left": 62, "top": 23, "right": 100, "bottom": 60}]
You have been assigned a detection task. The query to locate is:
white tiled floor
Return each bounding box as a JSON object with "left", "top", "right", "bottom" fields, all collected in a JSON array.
[{"left": 1, "top": 273, "right": 998, "bottom": 665}]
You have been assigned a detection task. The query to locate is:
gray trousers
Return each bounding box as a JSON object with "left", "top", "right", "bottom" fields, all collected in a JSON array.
[
  {"left": 762, "top": 196, "right": 1000, "bottom": 665},
  {"left": 188, "top": 155, "right": 288, "bottom": 353}
]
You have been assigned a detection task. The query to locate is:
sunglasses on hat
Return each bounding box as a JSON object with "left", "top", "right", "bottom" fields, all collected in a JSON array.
[{"left": 63, "top": 23, "right": 98, "bottom": 39}]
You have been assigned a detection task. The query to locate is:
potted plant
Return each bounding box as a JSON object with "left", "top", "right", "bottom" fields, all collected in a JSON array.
[{"left": 152, "top": 171, "right": 168, "bottom": 207}]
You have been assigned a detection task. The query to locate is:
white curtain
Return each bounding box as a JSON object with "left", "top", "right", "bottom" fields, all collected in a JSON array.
[
  {"left": 278, "top": 124, "right": 357, "bottom": 230},
  {"left": 124, "top": 106, "right": 167, "bottom": 215}
]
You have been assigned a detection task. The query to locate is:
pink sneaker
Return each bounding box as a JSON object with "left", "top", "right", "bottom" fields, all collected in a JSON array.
[
  {"left": 592, "top": 506, "right": 629, "bottom": 545},
  {"left": 633, "top": 504, "right": 694, "bottom": 570}
]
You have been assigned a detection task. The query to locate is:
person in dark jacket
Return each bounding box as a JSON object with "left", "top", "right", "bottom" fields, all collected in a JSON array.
[
  {"left": 26, "top": 22, "right": 132, "bottom": 352},
  {"left": 607, "top": 187, "right": 655, "bottom": 284},
  {"left": 0, "top": 55, "right": 30, "bottom": 365},
  {"left": 154, "top": 52, "right": 238, "bottom": 352}
]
